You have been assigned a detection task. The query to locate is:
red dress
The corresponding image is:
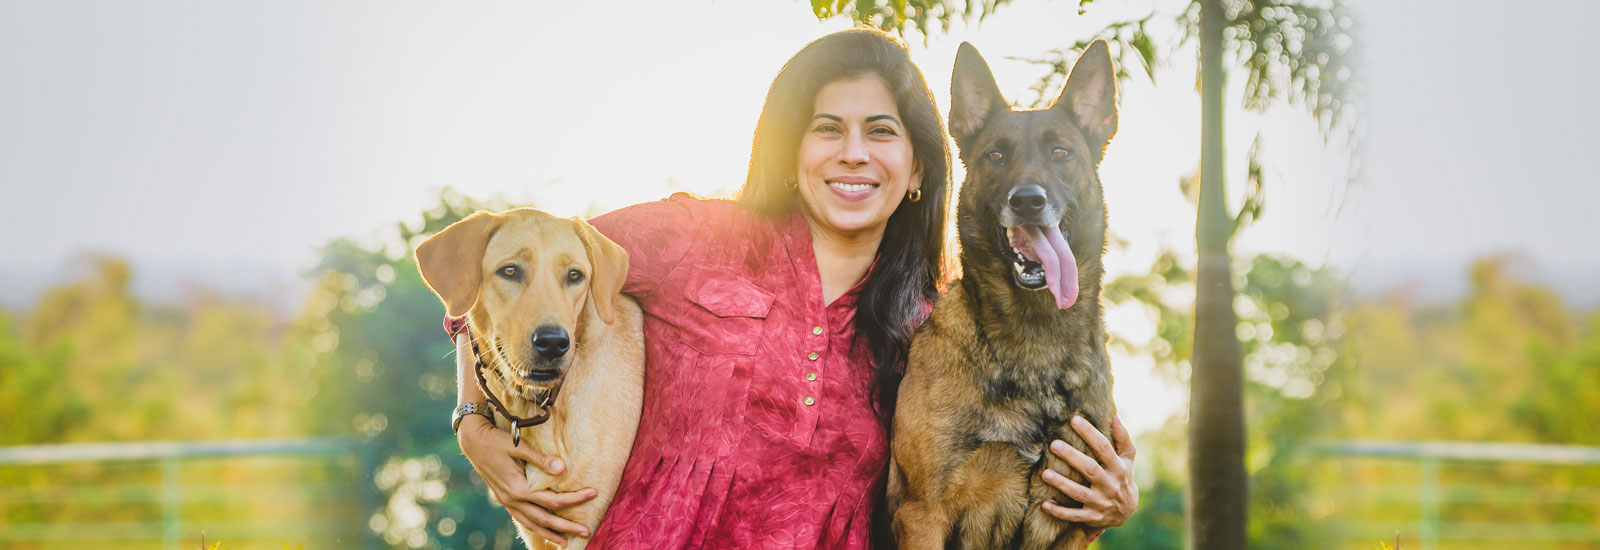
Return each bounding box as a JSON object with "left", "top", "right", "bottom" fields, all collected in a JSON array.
[{"left": 586, "top": 193, "right": 889, "bottom": 549}]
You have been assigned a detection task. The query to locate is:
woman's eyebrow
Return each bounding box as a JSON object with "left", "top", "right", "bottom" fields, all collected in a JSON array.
[
  {"left": 811, "top": 113, "right": 844, "bottom": 123},
  {"left": 867, "top": 114, "right": 903, "bottom": 126}
]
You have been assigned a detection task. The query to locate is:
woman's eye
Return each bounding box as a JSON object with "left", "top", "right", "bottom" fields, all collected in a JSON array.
[
  {"left": 566, "top": 269, "right": 585, "bottom": 284},
  {"left": 1051, "top": 146, "right": 1070, "bottom": 160},
  {"left": 813, "top": 123, "right": 842, "bottom": 135},
  {"left": 871, "top": 126, "right": 898, "bottom": 137},
  {"left": 498, "top": 265, "right": 520, "bottom": 279},
  {"left": 986, "top": 151, "right": 1004, "bottom": 162}
]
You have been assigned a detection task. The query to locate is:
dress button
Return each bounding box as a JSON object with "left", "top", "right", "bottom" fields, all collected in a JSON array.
[
  {"left": 807, "top": 352, "right": 819, "bottom": 361},
  {"left": 812, "top": 326, "right": 824, "bottom": 335},
  {"left": 803, "top": 396, "right": 816, "bottom": 406},
  {"left": 805, "top": 372, "right": 817, "bottom": 381}
]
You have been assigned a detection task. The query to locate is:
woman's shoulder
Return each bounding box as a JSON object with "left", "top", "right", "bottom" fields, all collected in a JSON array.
[{"left": 592, "top": 192, "right": 755, "bottom": 233}]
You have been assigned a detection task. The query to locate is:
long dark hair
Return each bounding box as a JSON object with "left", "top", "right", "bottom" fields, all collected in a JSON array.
[{"left": 738, "top": 28, "right": 951, "bottom": 427}]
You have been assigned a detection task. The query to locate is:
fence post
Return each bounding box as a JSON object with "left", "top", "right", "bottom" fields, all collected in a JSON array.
[
  {"left": 163, "top": 456, "right": 181, "bottom": 550},
  {"left": 1420, "top": 458, "right": 1438, "bottom": 550}
]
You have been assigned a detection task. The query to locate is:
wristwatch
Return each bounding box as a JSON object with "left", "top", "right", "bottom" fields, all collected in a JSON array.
[{"left": 452, "top": 402, "right": 495, "bottom": 434}]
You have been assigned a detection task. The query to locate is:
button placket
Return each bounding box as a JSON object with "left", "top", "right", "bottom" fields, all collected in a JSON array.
[{"left": 802, "top": 320, "right": 824, "bottom": 408}]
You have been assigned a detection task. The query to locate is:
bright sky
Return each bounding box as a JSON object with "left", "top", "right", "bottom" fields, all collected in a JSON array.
[{"left": 3, "top": 0, "right": 1596, "bottom": 434}]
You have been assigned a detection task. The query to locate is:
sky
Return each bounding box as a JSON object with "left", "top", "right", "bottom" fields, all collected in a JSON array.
[{"left": 2, "top": 0, "right": 1596, "bottom": 433}]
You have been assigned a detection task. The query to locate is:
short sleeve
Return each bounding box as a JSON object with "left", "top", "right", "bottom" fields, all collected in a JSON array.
[{"left": 588, "top": 192, "right": 708, "bottom": 298}]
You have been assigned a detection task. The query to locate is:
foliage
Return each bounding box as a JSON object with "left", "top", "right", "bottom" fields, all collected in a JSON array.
[
  {"left": 294, "top": 188, "right": 531, "bottom": 549},
  {"left": 1100, "top": 250, "right": 1349, "bottom": 548},
  {"left": 0, "top": 256, "right": 355, "bottom": 547},
  {"left": 810, "top": 0, "right": 1097, "bottom": 39}
]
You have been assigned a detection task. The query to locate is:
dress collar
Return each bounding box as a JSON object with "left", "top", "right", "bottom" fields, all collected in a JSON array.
[{"left": 781, "top": 211, "right": 876, "bottom": 311}]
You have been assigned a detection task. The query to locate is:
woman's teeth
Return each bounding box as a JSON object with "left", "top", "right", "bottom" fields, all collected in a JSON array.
[{"left": 828, "top": 182, "right": 876, "bottom": 192}]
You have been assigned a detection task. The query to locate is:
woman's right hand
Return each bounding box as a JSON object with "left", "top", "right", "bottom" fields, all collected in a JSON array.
[{"left": 455, "top": 334, "right": 597, "bottom": 545}]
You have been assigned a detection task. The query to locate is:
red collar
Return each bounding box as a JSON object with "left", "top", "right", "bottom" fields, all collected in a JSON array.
[{"left": 444, "top": 314, "right": 470, "bottom": 340}]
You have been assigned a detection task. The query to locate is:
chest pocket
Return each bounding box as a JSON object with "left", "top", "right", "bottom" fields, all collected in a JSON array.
[{"left": 679, "top": 270, "right": 774, "bottom": 356}]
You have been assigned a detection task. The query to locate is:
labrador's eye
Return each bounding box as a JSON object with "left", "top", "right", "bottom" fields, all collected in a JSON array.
[
  {"left": 986, "top": 151, "right": 1004, "bottom": 162},
  {"left": 566, "top": 269, "right": 585, "bottom": 284},
  {"left": 498, "top": 265, "right": 521, "bottom": 280},
  {"left": 1051, "top": 146, "right": 1070, "bottom": 160}
]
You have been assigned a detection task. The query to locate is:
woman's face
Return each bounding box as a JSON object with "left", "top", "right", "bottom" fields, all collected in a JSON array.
[{"left": 795, "top": 76, "right": 921, "bottom": 242}]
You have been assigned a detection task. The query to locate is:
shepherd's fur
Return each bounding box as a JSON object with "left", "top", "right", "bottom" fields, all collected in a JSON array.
[{"left": 885, "top": 41, "right": 1119, "bottom": 550}]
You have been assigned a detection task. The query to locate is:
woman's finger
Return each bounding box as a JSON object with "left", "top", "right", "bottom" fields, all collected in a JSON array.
[
  {"left": 506, "top": 503, "right": 569, "bottom": 547},
  {"left": 1112, "top": 415, "right": 1137, "bottom": 461},
  {"left": 1050, "top": 439, "right": 1113, "bottom": 489},
  {"left": 1071, "top": 416, "right": 1125, "bottom": 478},
  {"left": 508, "top": 442, "right": 566, "bottom": 476},
  {"left": 1041, "top": 469, "right": 1106, "bottom": 509},
  {"left": 526, "top": 487, "right": 598, "bottom": 511},
  {"left": 514, "top": 499, "right": 591, "bottom": 538},
  {"left": 1040, "top": 500, "right": 1103, "bottom": 525}
]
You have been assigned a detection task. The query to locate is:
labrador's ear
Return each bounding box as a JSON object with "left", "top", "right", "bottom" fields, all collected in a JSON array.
[
  {"left": 416, "top": 211, "right": 499, "bottom": 317},
  {"left": 572, "top": 217, "right": 629, "bottom": 325}
]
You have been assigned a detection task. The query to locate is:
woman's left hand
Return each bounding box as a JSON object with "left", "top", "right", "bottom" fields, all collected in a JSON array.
[{"left": 1038, "top": 415, "right": 1139, "bottom": 530}]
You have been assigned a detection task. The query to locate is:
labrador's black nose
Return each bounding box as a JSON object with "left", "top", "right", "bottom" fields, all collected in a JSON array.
[
  {"left": 1008, "top": 185, "right": 1047, "bottom": 217},
  {"left": 531, "top": 325, "right": 570, "bottom": 360}
]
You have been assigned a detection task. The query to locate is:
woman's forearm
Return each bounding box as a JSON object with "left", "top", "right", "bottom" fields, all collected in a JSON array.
[{"left": 457, "top": 335, "right": 488, "bottom": 404}]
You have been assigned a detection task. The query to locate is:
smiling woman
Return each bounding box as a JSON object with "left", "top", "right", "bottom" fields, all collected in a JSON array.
[{"left": 449, "top": 28, "right": 1137, "bottom": 549}]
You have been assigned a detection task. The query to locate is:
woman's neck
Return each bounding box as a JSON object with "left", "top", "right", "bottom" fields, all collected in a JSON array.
[{"left": 804, "top": 217, "right": 883, "bottom": 306}]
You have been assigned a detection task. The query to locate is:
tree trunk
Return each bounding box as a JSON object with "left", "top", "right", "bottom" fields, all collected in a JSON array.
[{"left": 1189, "top": 0, "right": 1248, "bottom": 548}]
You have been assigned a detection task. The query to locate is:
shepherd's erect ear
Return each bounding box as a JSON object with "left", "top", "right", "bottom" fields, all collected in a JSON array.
[
  {"left": 415, "top": 211, "right": 499, "bottom": 318},
  {"left": 572, "top": 217, "right": 629, "bottom": 325},
  {"left": 1052, "top": 40, "right": 1118, "bottom": 155},
  {"left": 949, "top": 42, "right": 1009, "bottom": 154}
]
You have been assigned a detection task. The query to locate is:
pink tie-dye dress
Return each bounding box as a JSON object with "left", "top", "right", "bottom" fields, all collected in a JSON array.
[{"left": 585, "top": 193, "right": 889, "bottom": 550}]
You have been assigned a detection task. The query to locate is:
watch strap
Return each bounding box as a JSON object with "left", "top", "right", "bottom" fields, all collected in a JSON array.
[{"left": 452, "top": 402, "right": 494, "bottom": 434}]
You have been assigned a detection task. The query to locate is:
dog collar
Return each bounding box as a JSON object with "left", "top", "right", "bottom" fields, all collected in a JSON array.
[
  {"left": 444, "top": 315, "right": 469, "bottom": 340},
  {"left": 454, "top": 321, "right": 563, "bottom": 448}
]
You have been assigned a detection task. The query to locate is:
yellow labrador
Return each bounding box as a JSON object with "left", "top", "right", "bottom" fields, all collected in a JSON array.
[{"left": 416, "top": 208, "right": 644, "bottom": 550}]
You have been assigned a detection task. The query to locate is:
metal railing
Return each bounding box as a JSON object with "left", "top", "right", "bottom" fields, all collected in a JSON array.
[
  {"left": 1313, "top": 440, "right": 1600, "bottom": 550},
  {"left": 0, "top": 438, "right": 375, "bottom": 550}
]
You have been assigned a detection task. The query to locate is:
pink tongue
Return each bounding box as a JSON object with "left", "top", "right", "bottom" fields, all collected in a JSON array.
[{"left": 1013, "top": 225, "right": 1079, "bottom": 309}]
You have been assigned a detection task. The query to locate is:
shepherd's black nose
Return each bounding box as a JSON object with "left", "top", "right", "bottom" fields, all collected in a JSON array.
[
  {"left": 1008, "top": 185, "right": 1047, "bottom": 217},
  {"left": 531, "top": 325, "right": 570, "bottom": 359}
]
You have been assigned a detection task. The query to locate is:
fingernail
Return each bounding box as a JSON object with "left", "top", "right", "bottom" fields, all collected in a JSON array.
[
  {"left": 1072, "top": 415, "right": 1088, "bottom": 427},
  {"left": 1052, "top": 440, "right": 1068, "bottom": 453},
  {"left": 550, "top": 459, "right": 564, "bottom": 472},
  {"left": 1041, "top": 501, "right": 1056, "bottom": 511},
  {"left": 1043, "top": 468, "right": 1058, "bottom": 481}
]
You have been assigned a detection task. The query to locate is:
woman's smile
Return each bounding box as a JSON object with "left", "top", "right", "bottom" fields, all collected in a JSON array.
[{"left": 825, "top": 175, "right": 880, "bottom": 201}]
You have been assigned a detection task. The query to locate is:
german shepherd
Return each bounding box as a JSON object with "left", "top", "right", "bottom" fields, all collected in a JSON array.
[{"left": 885, "top": 40, "right": 1117, "bottom": 550}]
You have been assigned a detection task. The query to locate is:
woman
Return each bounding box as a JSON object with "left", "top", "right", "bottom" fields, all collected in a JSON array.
[{"left": 453, "top": 28, "right": 1138, "bottom": 548}]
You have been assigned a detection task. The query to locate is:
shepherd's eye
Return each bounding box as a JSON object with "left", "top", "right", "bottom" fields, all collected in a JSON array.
[
  {"left": 566, "top": 269, "right": 585, "bottom": 284},
  {"left": 498, "top": 265, "right": 521, "bottom": 280},
  {"left": 1051, "top": 146, "right": 1070, "bottom": 160},
  {"left": 986, "top": 151, "right": 1004, "bottom": 162}
]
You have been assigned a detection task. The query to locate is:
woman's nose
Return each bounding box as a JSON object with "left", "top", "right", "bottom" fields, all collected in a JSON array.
[{"left": 839, "top": 130, "right": 870, "bottom": 166}]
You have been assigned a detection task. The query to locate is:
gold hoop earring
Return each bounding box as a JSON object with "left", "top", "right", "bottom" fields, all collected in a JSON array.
[
  {"left": 786, "top": 177, "right": 797, "bottom": 190},
  {"left": 907, "top": 188, "right": 922, "bottom": 202}
]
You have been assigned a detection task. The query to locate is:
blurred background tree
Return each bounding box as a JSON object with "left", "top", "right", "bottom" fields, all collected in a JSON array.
[{"left": 290, "top": 188, "right": 532, "bottom": 549}]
